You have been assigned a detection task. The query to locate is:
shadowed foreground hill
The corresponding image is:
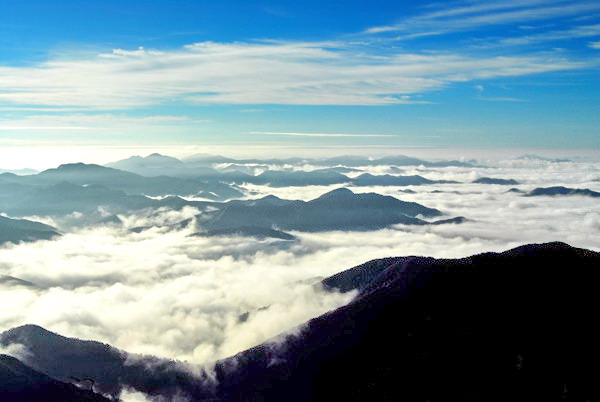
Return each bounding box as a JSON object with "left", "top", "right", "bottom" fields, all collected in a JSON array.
[
  {"left": 1, "top": 242, "right": 598, "bottom": 401},
  {"left": 213, "top": 242, "right": 599, "bottom": 401},
  {"left": 0, "top": 354, "right": 108, "bottom": 401}
]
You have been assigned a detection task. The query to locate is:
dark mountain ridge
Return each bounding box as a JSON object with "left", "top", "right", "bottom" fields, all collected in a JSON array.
[
  {"left": 0, "top": 354, "right": 108, "bottom": 401},
  {"left": 2, "top": 242, "right": 597, "bottom": 401}
]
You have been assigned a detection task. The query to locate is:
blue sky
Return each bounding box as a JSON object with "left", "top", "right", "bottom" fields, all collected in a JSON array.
[{"left": 0, "top": 0, "right": 599, "bottom": 154}]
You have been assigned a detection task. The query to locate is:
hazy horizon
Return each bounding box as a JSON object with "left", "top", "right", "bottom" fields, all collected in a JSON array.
[{"left": 2, "top": 146, "right": 600, "bottom": 171}]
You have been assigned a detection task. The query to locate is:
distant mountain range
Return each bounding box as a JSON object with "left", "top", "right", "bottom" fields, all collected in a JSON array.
[
  {"left": 106, "top": 153, "right": 468, "bottom": 186},
  {"left": 351, "top": 173, "right": 455, "bottom": 186},
  {"left": 0, "top": 168, "right": 39, "bottom": 175},
  {"left": 517, "top": 154, "right": 571, "bottom": 163},
  {"left": 109, "top": 153, "right": 475, "bottom": 171},
  {"left": 525, "top": 186, "right": 600, "bottom": 198},
  {"left": 0, "top": 181, "right": 211, "bottom": 219},
  {"left": 2, "top": 242, "right": 597, "bottom": 401},
  {"left": 473, "top": 177, "right": 520, "bottom": 185},
  {"left": 0, "top": 215, "right": 60, "bottom": 245},
  {"left": 195, "top": 188, "right": 448, "bottom": 235},
  {"left": 0, "top": 163, "right": 243, "bottom": 200},
  {"left": 0, "top": 157, "right": 467, "bottom": 221}
]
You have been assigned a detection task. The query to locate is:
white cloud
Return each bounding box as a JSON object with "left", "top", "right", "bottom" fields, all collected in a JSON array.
[
  {"left": 0, "top": 157, "right": 598, "bottom": 372},
  {"left": 0, "top": 41, "right": 590, "bottom": 109},
  {"left": 474, "top": 23, "right": 600, "bottom": 48},
  {"left": 248, "top": 131, "right": 398, "bottom": 137},
  {"left": 365, "top": 0, "right": 600, "bottom": 36},
  {"left": 0, "top": 114, "right": 206, "bottom": 140},
  {"left": 589, "top": 41, "right": 600, "bottom": 49}
]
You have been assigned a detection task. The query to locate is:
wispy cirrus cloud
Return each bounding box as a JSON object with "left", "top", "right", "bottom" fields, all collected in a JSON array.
[
  {"left": 0, "top": 114, "right": 202, "bottom": 132},
  {"left": 0, "top": 41, "right": 591, "bottom": 109},
  {"left": 473, "top": 23, "right": 600, "bottom": 48},
  {"left": 248, "top": 131, "right": 397, "bottom": 137},
  {"left": 365, "top": 0, "right": 600, "bottom": 36}
]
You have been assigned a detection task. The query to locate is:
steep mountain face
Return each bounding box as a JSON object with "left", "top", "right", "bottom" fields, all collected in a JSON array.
[
  {"left": 526, "top": 186, "right": 600, "bottom": 198},
  {"left": 2, "top": 242, "right": 596, "bottom": 401},
  {"left": 210, "top": 242, "right": 599, "bottom": 401},
  {"left": 0, "top": 354, "right": 109, "bottom": 401},
  {"left": 0, "top": 216, "right": 60, "bottom": 244},
  {"left": 197, "top": 188, "right": 443, "bottom": 233},
  {"left": 0, "top": 325, "right": 214, "bottom": 400}
]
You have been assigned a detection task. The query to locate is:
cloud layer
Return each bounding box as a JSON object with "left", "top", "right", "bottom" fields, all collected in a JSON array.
[{"left": 1, "top": 157, "right": 599, "bottom": 369}]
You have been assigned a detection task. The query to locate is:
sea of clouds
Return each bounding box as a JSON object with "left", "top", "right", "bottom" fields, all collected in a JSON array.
[{"left": 1, "top": 157, "right": 599, "bottom": 369}]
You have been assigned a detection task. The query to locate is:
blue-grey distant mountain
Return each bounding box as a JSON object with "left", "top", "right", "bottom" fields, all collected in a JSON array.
[
  {"left": 182, "top": 153, "right": 474, "bottom": 168},
  {"left": 183, "top": 153, "right": 309, "bottom": 167},
  {"left": 0, "top": 181, "right": 211, "bottom": 218},
  {"left": 526, "top": 186, "right": 600, "bottom": 198},
  {"left": 350, "top": 173, "right": 455, "bottom": 186},
  {"left": 0, "top": 168, "right": 39, "bottom": 175},
  {"left": 105, "top": 153, "right": 254, "bottom": 183},
  {"left": 229, "top": 171, "right": 452, "bottom": 188},
  {"left": 517, "top": 154, "right": 571, "bottom": 163},
  {"left": 106, "top": 153, "right": 189, "bottom": 176},
  {"left": 0, "top": 276, "right": 40, "bottom": 288},
  {"left": 0, "top": 216, "right": 60, "bottom": 244},
  {"left": 312, "top": 167, "right": 362, "bottom": 174},
  {"left": 194, "top": 226, "right": 296, "bottom": 240},
  {"left": 430, "top": 216, "right": 468, "bottom": 225},
  {"left": 317, "top": 154, "right": 474, "bottom": 168},
  {"left": 0, "top": 354, "right": 108, "bottom": 401},
  {"left": 182, "top": 153, "right": 238, "bottom": 165},
  {"left": 245, "top": 170, "right": 350, "bottom": 187},
  {"left": 197, "top": 188, "right": 443, "bottom": 233},
  {"left": 3, "top": 243, "right": 598, "bottom": 401},
  {"left": 0, "top": 163, "right": 243, "bottom": 200},
  {"left": 473, "top": 177, "right": 519, "bottom": 185}
]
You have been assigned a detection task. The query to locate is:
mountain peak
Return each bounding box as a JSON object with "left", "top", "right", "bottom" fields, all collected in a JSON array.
[
  {"left": 55, "top": 163, "right": 105, "bottom": 171},
  {"left": 316, "top": 188, "right": 355, "bottom": 200}
]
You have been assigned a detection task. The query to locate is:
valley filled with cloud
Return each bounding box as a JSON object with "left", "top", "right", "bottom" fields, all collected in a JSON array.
[{"left": 1, "top": 153, "right": 598, "bottom": 372}]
